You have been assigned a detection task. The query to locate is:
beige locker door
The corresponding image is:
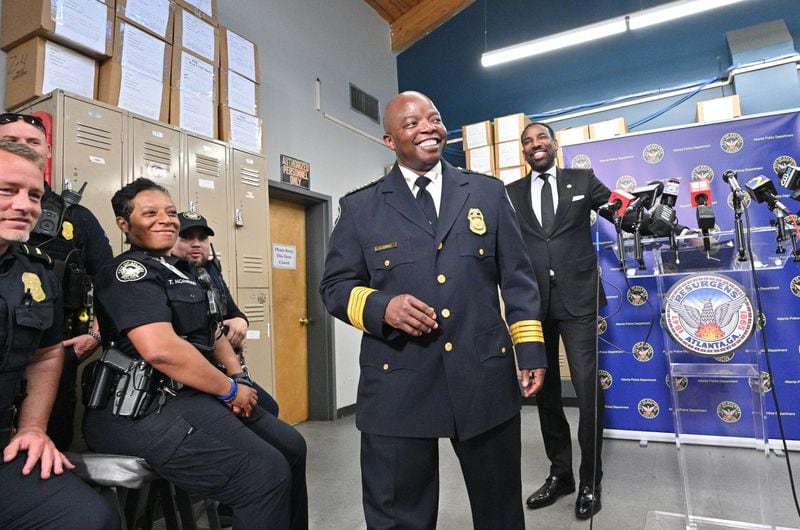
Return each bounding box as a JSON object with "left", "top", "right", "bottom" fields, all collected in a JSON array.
[
  {"left": 129, "top": 117, "right": 183, "bottom": 208},
  {"left": 231, "top": 149, "right": 269, "bottom": 288},
  {"left": 185, "top": 135, "right": 233, "bottom": 285},
  {"left": 237, "top": 288, "right": 274, "bottom": 395}
]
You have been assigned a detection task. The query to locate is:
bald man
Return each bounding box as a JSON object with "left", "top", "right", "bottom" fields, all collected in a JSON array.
[{"left": 320, "top": 92, "right": 547, "bottom": 529}]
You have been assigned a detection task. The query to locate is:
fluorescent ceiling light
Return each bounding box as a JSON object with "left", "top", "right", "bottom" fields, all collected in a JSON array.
[
  {"left": 481, "top": 0, "right": 749, "bottom": 68},
  {"left": 628, "top": 0, "right": 749, "bottom": 30}
]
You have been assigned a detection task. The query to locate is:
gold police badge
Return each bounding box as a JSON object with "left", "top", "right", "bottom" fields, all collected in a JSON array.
[
  {"left": 468, "top": 208, "right": 486, "bottom": 235},
  {"left": 22, "top": 272, "right": 46, "bottom": 302},
  {"left": 61, "top": 221, "right": 74, "bottom": 240}
]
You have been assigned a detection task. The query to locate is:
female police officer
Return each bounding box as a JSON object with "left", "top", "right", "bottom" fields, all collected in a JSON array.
[{"left": 83, "top": 178, "right": 307, "bottom": 529}]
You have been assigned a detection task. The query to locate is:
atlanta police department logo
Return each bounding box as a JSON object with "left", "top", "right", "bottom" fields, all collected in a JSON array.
[
  {"left": 790, "top": 276, "right": 800, "bottom": 298},
  {"left": 627, "top": 285, "right": 648, "bottom": 306},
  {"left": 720, "top": 133, "right": 744, "bottom": 154},
  {"left": 666, "top": 374, "right": 688, "bottom": 391},
  {"left": 748, "top": 371, "right": 773, "bottom": 393},
  {"left": 691, "top": 165, "right": 714, "bottom": 182},
  {"left": 664, "top": 274, "right": 755, "bottom": 357},
  {"left": 638, "top": 398, "right": 660, "bottom": 419},
  {"left": 616, "top": 175, "right": 637, "bottom": 192},
  {"left": 571, "top": 154, "right": 592, "bottom": 169},
  {"left": 116, "top": 260, "right": 147, "bottom": 282},
  {"left": 717, "top": 401, "right": 742, "bottom": 423},
  {"left": 597, "top": 317, "right": 607, "bottom": 335},
  {"left": 182, "top": 211, "right": 202, "bottom": 220},
  {"left": 643, "top": 144, "right": 664, "bottom": 164},
  {"left": 599, "top": 370, "right": 613, "bottom": 390},
  {"left": 632, "top": 341, "right": 654, "bottom": 362},
  {"left": 773, "top": 155, "right": 797, "bottom": 175},
  {"left": 726, "top": 190, "right": 751, "bottom": 210}
]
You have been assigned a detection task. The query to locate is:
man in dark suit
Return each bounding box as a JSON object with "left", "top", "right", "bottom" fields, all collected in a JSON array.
[
  {"left": 320, "top": 92, "right": 547, "bottom": 529},
  {"left": 506, "top": 122, "right": 610, "bottom": 520}
]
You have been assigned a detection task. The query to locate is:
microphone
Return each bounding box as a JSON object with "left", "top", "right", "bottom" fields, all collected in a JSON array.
[
  {"left": 745, "top": 175, "right": 792, "bottom": 216},
  {"left": 598, "top": 190, "right": 635, "bottom": 214},
  {"left": 722, "top": 170, "right": 746, "bottom": 198},
  {"left": 689, "top": 180, "right": 715, "bottom": 231},
  {"left": 628, "top": 181, "right": 664, "bottom": 212},
  {"left": 779, "top": 164, "right": 800, "bottom": 202},
  {"left": 647, "top": 179, "right": 680, "bottom": 237}
]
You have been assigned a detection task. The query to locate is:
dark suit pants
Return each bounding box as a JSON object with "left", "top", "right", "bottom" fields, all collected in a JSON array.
[
  {"left": 538, "top": 282, "right": 604, "bottom": 487},
  {"left": 48, "top": 345, "right": 79, "bottom": 450},
  {"left": 361, "top": 414, "right": 524, "bottom": 530}
]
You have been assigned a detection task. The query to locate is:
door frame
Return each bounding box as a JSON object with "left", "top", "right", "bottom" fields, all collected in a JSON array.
[{"left": 268, "top": 180, "right": 335, "bottom": 421}]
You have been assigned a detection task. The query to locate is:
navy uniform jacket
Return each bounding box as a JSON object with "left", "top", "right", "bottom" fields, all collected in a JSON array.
[{"left": 320, "top": 161, "right": 545, "bottom": 441}]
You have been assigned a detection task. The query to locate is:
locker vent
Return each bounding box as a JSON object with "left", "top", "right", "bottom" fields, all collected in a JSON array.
[
  {"left": 242, "top": 256, "right": 264, "bottom": 274},
  {"left": 350, "top": 84, "right": 380, "bottom": 123},
  {"left": 76, "top": 123, "right": 113, "bottom": 151},
  {"left": 143, "top": 141, "right": 172, "bottom": 166},
  {"left": 195, "top": 154, "right": 221, "bottom": 177},
  {"left": 242, "top": 303, "right": 265, "bottom": 322},
  {"left": 240, "top": 167, "right": 260, "bottom": 187}
]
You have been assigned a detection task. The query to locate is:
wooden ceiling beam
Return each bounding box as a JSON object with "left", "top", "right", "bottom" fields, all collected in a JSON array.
[{"left": 390, "top": 0, "right": 475, "bottom": 53}]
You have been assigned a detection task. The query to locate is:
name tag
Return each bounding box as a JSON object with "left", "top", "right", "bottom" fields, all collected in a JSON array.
[{"left": 374, "top": 242, "right": 398, "bottom": 252}]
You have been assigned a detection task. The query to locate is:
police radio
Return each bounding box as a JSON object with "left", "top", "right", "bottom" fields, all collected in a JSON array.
[{"left": 32, "top": 181, "right": 88, "bottom": 238}]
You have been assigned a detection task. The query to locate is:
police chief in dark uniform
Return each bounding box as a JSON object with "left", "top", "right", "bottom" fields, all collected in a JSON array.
[
  {"left": 0, "top": 112, "right": 114, "bottom": 450},
  {"left": 0, "top": 139, "right": 119, "bottom": 529},
  {"left": 83, "top": 178, "right": 304, "bottom": 529},
  {"left": 320, "top": 91, "right": 547, "bottom": 529}
]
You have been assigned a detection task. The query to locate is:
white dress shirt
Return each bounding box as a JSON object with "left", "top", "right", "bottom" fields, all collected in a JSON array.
[
  {"left": 399, "top": 161, "right": 442, "bottom": 215},
  {"left": 529, "top": 165, "right": 559, "bottom": 223}
]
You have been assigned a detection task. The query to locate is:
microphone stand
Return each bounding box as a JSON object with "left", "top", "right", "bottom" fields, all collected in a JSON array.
[
  {"left": 731, "top": 190, "right": 747, "bottom": 262},
  {"left": 772, "top": 208, "right": 787, "bottom": 255},
  {"left": 633, "top": 208, "right": 645, "bottom": 270}
]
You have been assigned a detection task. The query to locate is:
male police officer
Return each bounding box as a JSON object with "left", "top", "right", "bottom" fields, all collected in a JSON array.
[
  {"left": 0, "top": 112, "right": 113, "bottom": 450},
  {"left": 320, "top": 92, "right": 547, "bottom": 529},
  {"left": 0, "top": 139, "right": 119, "bottom": 529}
]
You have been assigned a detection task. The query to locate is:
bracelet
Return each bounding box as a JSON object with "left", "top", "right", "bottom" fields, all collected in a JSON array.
[
  {"left": 217, "top": 378, "right": 238, "bottom": 402},
  {"left": 88, "top": 330, "right": 101, "bottom": 343}
]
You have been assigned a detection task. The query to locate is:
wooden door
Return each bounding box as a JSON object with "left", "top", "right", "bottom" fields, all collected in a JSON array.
[{"left": 269, "top": 198, "right": 308, "bottom": 424}]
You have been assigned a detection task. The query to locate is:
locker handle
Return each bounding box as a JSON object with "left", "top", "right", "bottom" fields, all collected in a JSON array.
[
  {"left": 234, "top": 208, "right": 244, "bottom": 227},
  {"left": 299, "top": 317, "right": 310, "bottom": 326}
]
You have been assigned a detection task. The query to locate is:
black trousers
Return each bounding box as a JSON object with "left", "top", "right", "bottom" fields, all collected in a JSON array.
[
  {"left": 537, "top": 281, "right": 604, "bottom": 487},
  {"left": 48, "top": 346, "right": 79, "bottom": 451},
  {"left": 0, "top": 454, "right": 120, "bottom": 529},
  {"left": 84, "top": 388, "right": 308, "bottom": 530},
  {"left": 361, "top": 414, "right": 524, "bottom": 530}
]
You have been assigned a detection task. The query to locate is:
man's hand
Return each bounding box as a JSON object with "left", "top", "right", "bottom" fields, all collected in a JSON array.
[
  {"left": 228, "top": 384, "right": 258, "bottom": 417},
  {"left": 3, "top": 427, "right": 74, "bottom": 479},
  {"left": 520, "top": 368, "right": 546, "bottom": 398},
  {"left": 64, "top": 333, "right": 100, "bottom": 359},
  {"left": 384, "top": 294, "right": 438, "bottom": 336},
  {"left": 223, "top": 317, "right": 248, "bottom": 350}
]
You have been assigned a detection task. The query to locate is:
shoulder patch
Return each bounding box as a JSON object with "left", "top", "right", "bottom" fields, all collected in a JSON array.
[
  {"left": 17, "top": 244, "right": 53, "bottom": 266},
  {"left": 344, "top": 176, "right": 384, "bottom": 197},
  {"left": 116, "top": 259, "right": 147, "bottom": 282}
]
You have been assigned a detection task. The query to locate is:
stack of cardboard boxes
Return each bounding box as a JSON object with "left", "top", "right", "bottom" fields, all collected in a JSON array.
[
  {"left": 2, "top": 0, "right": 264, "bottom": 153},
  {"left": 461, "top": 119, "right": 494, "bottom": 175},
  {"left": 493, "top": 113, "right": 530, "bottom": 184}
]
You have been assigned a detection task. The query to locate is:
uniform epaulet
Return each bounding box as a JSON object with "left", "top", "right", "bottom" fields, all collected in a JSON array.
[
  {"left": 16, "top": 243, "right": 53, "bottom": 266},
  {"left": 457, "top": 166, "right": 497, "bottom": 180},
  {"left": 344, "top": 176, "right": 384, "bottom": 197}
]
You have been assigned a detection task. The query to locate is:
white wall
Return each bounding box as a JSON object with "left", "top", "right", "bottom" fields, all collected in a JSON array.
[{"left": 0, "top": 0, "right": 399, "bottom": 410}]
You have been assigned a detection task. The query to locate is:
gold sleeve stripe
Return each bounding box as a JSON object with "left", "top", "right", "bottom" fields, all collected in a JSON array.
[
  {"left": 509, "top": 320, "right": 544, "bottom": 344},
  {"left": 347, "top": 287, "right": 377, "bottom": 333}
]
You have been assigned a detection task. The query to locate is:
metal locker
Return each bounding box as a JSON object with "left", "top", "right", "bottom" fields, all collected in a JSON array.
[
  {"left": 230, "top": 149, "right": 270, "bottom": 288},
  {"left": 128, "top": 117, "right": 183, "bottom": 208},
  {"left": 237, "top": 288, "right": 275, "bottom": 395},
  {"left": 22, "top": 92, "right": 125, "bottom": 255},
  {"left": 184, "top": 134, "right": 233, "bottom": 286}
]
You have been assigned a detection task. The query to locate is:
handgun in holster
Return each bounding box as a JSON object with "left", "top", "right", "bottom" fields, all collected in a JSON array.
[{"left": 87, "top": 345, "right": 154, "bottom": 418}]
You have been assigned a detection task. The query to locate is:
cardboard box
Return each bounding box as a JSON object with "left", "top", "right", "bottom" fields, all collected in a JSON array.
[
  {"left": 219, "top": 105, "right": 263, "bottom": 153},
  {"left": 219, "top": 26, "right": 260, "bottom": 83},
  {"left": 172, "top": 6, "right": 219, "bottom": 64},
  {"left": 169, "top": 86, "right": 217, "bottom": 139},
  {"left": 462, "top": 120, "right": 493, "bottom": 150},
  {"left": 466, "top": 145, "right": 495, "bottom": 175},
  {"left": 170, "top": 47, "right": 216, "bottom": 97},
  {"left": 1, "top": 0, "right": 114, "bottom": 59},
  {"left": 5, "top": 37, "right": 98, "bottom": 110},
  {"left": 494, "top": 113, "right": 531, "bottom": 143},
  {"left": 497, "top": 165, "right": 528, "bottom": 185},
  {"left": 697, "top": 95, "right": 742, "bottom": 123},
  {"left": 555, "top": 125, "right": 590, "bottom": 146},
  {"left": 589, "top": 117, "right": 627, "bottom": 139},
  {"left": 495, "top": 140, "right": 525, "bottom": 169},
  {"left": 173, "top": 0, "right": 218, "bottom": 26},
  {"left": 219, "top": 68, "right": 260, "bottom": 116},
  {"left": 115, "top": 0, "right": 174, "bottom": 42}
]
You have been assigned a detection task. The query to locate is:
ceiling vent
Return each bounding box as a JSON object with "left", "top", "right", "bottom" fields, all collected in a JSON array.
[{"left": 350, "top": 84, "right": 380, "bottom": 124}]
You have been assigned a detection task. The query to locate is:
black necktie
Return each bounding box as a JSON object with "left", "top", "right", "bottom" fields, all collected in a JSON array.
[
  {"left": 415, "top": 176, "right": 438, "bottom": 230},
  {"left": 539, "top": 173, "right": 555, "bottom": 231}
]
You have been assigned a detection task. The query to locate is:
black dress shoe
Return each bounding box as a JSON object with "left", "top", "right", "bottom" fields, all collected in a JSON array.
[
  {"left": 575, "top": 483, "right": 602, "bottom": 519},
  {"left": 526, "top": 475, "right": 576, "bottom": 509}
]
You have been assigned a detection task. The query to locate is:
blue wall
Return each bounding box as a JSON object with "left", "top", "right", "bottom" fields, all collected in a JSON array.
[{"left": 398, "top": 0, "right": 800, "bottom": 140}]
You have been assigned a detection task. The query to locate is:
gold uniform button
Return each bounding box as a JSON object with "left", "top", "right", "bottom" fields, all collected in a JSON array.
[
  {"left": 501, "top": 346, "right": 507, "bottom": 354},
  {"left": 441, "top": 308, "right": 451, "bottom": 318},
  {"left": 384, "top": 259, "right": 391, "bottom": 267},
  {"left": 437, "top": 242, "right": 443, "bottom": 250},
  {"left": 444, "top": 342, "right": 453, "bottom": 352},
  {"left": 383, "top": 363, "right": 389, "bottom": 371},
  {"left": 437, "top": 274, "right": 446, "bottom": 284},
  {"left": 479, "top": 248, "right": 485, "bottom": 256}
]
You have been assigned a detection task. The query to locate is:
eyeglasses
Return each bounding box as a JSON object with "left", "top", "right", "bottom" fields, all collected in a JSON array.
[{"left": 0, "top": 113, "right": 46, "bottom": 134}]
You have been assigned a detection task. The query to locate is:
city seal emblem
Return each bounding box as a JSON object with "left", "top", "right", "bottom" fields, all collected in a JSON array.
[{"left": 116, "top": 260, "right": 147, "bottom": 282}]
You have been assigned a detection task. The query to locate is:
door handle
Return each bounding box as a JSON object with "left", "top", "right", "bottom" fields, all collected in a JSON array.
[{"left": 299, "top": 317, "right": 310, "bottom": 326}]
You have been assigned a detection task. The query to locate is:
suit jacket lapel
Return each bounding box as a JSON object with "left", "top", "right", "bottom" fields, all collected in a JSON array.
[
  {"left": 382, "top": 164, "right": 435, "bottom": 235},
  {"left": 437, "top": 162, "right": 468, "bottom": 240},
  {"left": 552, "top": 167, "right": 575, "bottom": 232},
  {"left": 509, "top": 174, "right": 544, "bottom": 237}
]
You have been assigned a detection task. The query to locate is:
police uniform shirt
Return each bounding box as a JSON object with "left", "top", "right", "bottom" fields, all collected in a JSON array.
[{"left": 93, "top": 246, "right": 214, "bottom": 361}]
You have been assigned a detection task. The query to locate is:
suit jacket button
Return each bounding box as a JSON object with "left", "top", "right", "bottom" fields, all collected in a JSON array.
[
  {"left": 383, "top": 363, "right": 389, "bottom": 371},
  {"left": 437, "top": 274, "right": 446, "bottom": 284},
  {"left": 444, "top": 342, "right": 453, "bottom": 352},
  {"left": 437, "top": 242, "right": 443, "bottom": 250},
  {"left": 441, "top": 308, "right": 451, "bottom": 318}
]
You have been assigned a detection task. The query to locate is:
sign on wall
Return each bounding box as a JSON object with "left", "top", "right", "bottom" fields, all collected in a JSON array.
[{"left": 280, "top": 154, "right": 310, "bottom": 188}]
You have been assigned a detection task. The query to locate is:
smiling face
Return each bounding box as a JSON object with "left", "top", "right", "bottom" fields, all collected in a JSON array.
[
  {"left": 382, "top": 92, "right": 447, "bottom": 175},
  {"left": 0, "top": 149, "right": 43, "bottom": 254},
  {"left": 521, "top": 123, "right": 558, "bottom": 173},
  {"left": 0, "top": 119, "right": 51, "bottom": 160},
  {"left": 117, "top": 190, "right": 179, "bottom": 253}
]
